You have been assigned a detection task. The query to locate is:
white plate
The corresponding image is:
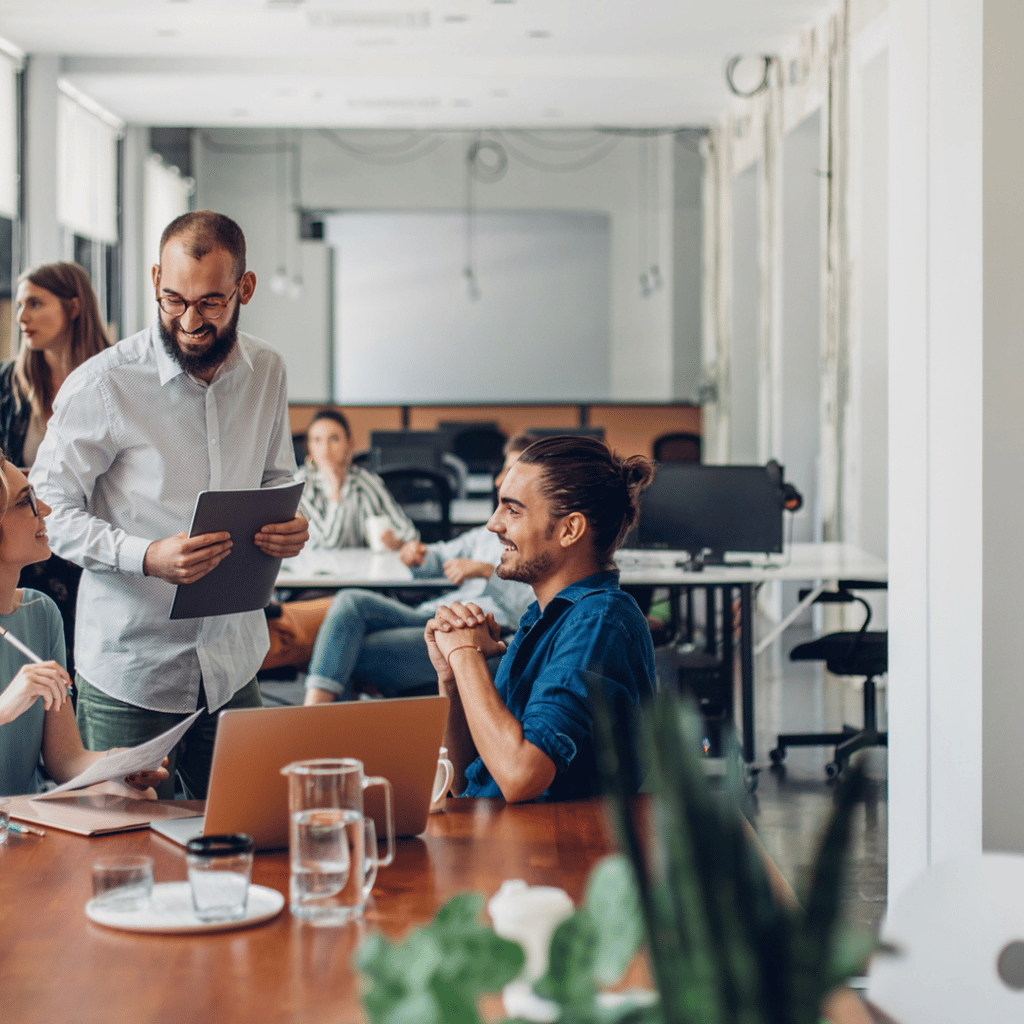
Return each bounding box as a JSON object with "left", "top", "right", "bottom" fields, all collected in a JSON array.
[{"left": 85, "top": 882, "right": 285, "bottom": 934}]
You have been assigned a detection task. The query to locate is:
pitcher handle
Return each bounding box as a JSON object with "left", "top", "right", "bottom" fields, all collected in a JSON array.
[{"left": 364, "top": 775, "right": 395, "bottom": 867}]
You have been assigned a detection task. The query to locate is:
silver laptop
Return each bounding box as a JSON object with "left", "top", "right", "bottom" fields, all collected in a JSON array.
[{"left": 152, "top": 694, "right": 450, "bottom": 850}]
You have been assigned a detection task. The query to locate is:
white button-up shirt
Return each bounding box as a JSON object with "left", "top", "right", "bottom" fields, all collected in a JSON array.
[{"left": 31, "top": 327, "right": 296, "bottom": 713}]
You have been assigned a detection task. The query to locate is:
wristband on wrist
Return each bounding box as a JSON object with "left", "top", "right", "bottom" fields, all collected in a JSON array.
[{"left": 445, "top": 644, "right": 481, "bottom": 667}]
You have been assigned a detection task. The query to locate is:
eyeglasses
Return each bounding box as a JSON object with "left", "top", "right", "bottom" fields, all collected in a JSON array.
[
  {"left": 11, "top": 485, "right": 38, "bottom": 516},
  {"left": 156, "top": 284, "right": 239, "bottom": 322}
]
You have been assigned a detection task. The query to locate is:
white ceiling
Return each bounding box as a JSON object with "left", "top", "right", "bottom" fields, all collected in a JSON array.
[{"left": 0, "top": 0, "right": 835, "bottom": 128}]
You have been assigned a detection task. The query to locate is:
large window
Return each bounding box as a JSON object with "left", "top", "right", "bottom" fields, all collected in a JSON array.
[{"left": 56, "top": 84, "right": 122, "bottom": 337}]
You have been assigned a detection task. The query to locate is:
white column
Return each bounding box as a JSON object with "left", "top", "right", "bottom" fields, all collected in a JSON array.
[
  {"left": 886, "top": 0, "right": 1024, "bottom": 902},
  {"left": 980, "top": 0, "right": 1024, "bottom": 855},
  {"left": 23, "top": 55, "right": 59, "bottom": 267},
  {"left": 119, "top": 125, "right": 147, "bottom": 338}
]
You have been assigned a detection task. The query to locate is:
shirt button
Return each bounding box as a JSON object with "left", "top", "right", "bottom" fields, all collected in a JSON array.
[{"left": 211, "top": 438, "right": 218, "bottom": 445}]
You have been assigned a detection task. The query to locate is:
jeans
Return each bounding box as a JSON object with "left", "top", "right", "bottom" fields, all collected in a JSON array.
[
  {"left": 305, "top": 589, "right": 434, "bottom": 700},
  {"left": 75, "top": 676, "right": 263, "bottom": 800}
]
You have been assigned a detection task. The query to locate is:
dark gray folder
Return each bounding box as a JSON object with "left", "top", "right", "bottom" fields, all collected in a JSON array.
[{"left": 169, "top": 481, "right": 304, "bottom": 620}]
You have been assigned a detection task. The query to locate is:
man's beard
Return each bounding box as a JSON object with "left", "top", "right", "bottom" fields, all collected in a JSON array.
[
  {"left": 495, "top": 549, "right": 554, "bottom": 585},
  {"left": 158, "top": 301, "right": 240, "bottom": 377}
]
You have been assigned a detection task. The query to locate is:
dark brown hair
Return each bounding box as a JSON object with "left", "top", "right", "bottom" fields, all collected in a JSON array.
[
  {"left": 159, "top": 210, "right": 247, "bottom": 279},
  {"left": 308, "top": 407, "right": 351, "bottom": 440},
  {"left": 503, "top": 431, "right": 538, "bottom": 456},
  {"left": 15, "top": 262, "right": 110, "bottom": 418},
  {"left": 517, "top": 435, "right": 654, "bottom": 569}
]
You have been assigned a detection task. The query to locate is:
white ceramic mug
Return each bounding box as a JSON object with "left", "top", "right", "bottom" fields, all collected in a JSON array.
[
  {"left": 429, "top": 747, "right": 455, "bottom": 814},
  {"left": 364, "top": 514, "right": 392, "bottom": 553}
]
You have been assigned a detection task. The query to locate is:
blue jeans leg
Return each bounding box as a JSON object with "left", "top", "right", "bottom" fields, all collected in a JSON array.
[
  {"left": 353, "top": 631, "right": 505, "bottom": 697},
  {"left": 305, "top": 589, "right": 431, "bottom": 700}
]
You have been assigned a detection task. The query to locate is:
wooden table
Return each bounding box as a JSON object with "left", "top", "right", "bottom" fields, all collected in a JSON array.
[{"left": 1, "top": 798, "right": 614, "bottom": 1024}]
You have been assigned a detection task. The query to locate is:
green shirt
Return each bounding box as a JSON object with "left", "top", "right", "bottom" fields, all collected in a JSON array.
[{"left": 0, "top": 590, "right": 66, "bottom": 796}]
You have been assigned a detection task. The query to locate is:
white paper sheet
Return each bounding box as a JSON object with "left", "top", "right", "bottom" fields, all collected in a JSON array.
[{"left": 32, "top": 710, "right": 203, "bottom": 799}]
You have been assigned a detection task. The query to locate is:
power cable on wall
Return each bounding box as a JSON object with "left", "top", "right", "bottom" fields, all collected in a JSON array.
[{"left": 317, "top": 129, "right": 446, "bottom": 165}]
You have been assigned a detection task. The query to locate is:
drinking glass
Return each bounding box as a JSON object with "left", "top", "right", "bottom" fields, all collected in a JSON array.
[
  {"left": 186, "top": 833, "right": 254, "bottom": 923},
  {"left": 91, "top": 855, "right": 154, "bottom": 912},
  {"left": 0, "top": 799, "right": 8, "bottom": 845},
  {"left": 282, "top": 758, "right": 394, "bottom": 925}
]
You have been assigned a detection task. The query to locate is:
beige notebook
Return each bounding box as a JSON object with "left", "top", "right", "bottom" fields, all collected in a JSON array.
[{"left": 8, "top": 786, "right": 200, "bottom": 837}]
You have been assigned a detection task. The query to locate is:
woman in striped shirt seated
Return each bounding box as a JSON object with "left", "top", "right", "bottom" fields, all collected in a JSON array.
[{"left": 297, "top": 408, "right": 417, "bottom": 550}]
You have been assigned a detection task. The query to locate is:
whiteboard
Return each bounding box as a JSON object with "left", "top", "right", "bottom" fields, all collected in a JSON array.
[{"left": 325, "top": 210, "right": 611, "bottom": 403}]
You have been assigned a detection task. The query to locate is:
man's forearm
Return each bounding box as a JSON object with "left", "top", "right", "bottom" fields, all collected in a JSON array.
[
  {"left": 439, "top": 680, "right": 476, "bottom": 795},
  {"left": 447, "top": 648, "right": 555, "bottom": 803}
]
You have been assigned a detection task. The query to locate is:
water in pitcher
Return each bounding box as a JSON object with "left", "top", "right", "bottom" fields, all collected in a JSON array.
[{"left": 289, "top": 808, "right": 363, "bottom": 924}]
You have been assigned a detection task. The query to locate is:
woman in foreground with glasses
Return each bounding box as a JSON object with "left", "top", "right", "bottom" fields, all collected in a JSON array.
[
  {"left": 0, "top": 262, "right": 111, "bottom": 676},
  {"left": 0, "top": 454, "right": 168, "bottom": 797}
]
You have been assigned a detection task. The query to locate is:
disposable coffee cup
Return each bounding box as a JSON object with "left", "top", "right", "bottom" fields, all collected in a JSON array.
[{"left": 364, "top": 515, "right": 392, "bottom": 553}]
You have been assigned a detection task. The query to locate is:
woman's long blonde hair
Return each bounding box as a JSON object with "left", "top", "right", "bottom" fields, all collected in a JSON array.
[{"left": 14, "top": 262, "right": 110, "bottom": 418}]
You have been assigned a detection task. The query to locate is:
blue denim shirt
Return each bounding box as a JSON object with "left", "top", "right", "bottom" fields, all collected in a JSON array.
[{"left": 460, "top": 571, "right": 655, "bottom": 801}]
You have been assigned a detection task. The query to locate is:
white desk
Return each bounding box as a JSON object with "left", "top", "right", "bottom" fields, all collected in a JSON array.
[
  {"left": 277, "top": 542, "right": 887, "bottom": 764},
  {"left": 277, "top": 548, "right": 454, "bottom": 590},
  {"left": 617, "top": 542, "right": 888, "bottom": 763},
  {"left": 450, "top": 497, "right": 494, "bottom": 525}
]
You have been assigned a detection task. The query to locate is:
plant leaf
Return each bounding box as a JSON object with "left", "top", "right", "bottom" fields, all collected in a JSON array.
[{"left": 585, "top": 854, "right": 645, "bottom": 986}]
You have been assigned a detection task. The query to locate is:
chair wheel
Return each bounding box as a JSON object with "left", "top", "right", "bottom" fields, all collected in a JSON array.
[
  {"left": 825, "top": 760, "right": 842, "bottom": 780},
  {"left": 769, "top": 747, "right": 785, "bottom": 765}
]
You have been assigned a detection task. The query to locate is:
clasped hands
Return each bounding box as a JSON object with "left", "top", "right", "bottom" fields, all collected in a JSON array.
[{"left": 424, "top": 601, "right": 507, "bottom": 676}]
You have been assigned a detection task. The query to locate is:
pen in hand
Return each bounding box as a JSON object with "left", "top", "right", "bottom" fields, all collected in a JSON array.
[{"left": 0, "top": 625, "right": 73, "bottom": 692}]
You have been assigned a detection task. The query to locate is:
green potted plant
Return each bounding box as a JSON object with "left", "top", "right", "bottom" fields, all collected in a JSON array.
[{"left": 356, "top": 688, "right": 877, "bottom": 1024}]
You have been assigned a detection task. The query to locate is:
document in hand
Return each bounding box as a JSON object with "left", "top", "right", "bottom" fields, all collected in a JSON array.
[
  {"left": 169, "top": 481, "right": 305, "bottom": 620},
  {"left": 32, "top": 710, "right": 203, "bottom": 799}
]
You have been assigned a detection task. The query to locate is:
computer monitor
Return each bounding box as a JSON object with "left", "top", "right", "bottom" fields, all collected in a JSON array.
[
  {"left": 368, "top": 430, "right": 446, "bottom": 473},
  {"left": 632, "top": 463, "right": 785, "bottom": 562}
]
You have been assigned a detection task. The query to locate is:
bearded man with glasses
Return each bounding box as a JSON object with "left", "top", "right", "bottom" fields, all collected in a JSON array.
[{"left": 30, "top": 210, "right": 309, "bottom": 799}]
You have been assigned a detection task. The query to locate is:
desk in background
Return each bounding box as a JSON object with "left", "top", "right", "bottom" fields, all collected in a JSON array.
[
  {"left": 1, "top": 797, "right": 614, "bottom": 1024},
  {"left": 617, "top": 542, "right": 888, "bottom": 764},
  {"left": 277, "top": 543, "right": 888, "bottom": 764}
]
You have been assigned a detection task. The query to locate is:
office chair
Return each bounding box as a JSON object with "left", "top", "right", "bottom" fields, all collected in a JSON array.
[
  {"left": 769, "top": 580, "right": 888, "bottom": 779},
  {"left": 379, "top": 467, "right": 452, "bottom": 543},
  {"left": 652, "top": 430, "right": 702, "bottom": 463},
  {"left": 292, "top": 432, "right": 308, "bottom": 465},
  {"left": 449, "top": 425, "right": 507, "bottom": 474}
]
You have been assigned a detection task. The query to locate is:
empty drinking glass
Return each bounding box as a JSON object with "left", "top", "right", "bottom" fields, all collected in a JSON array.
[{"left": 186, "top": 833, "right": 254, "bottom": 923}]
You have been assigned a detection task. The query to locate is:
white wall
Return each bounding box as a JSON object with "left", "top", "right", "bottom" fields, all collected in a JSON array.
[
  {"left": 195, "top": 128, "right": 701, "bottom": 403},
  {"left": 887, "top": 0, "right": 1009, "bottom": 902},
  {"left": 855, "top": 49, "right": 889, "bottom": 563},
  {"left": 730, "top": 163, "right": 759, "bottom": 464},
  {"left": 780, "top": 111, "right": 823, "bottom": 620},
  {"left": 24, "top": 55, "right": 59, "bottom": 266}
]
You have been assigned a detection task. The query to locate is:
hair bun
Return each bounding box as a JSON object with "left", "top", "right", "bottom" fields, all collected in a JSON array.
[{"left": 621, "top": 455, "right": 655, "bottom": 494}]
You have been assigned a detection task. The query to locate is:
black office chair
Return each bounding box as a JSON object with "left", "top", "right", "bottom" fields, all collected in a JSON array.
[
  {"left": 450, "top": 426, "right": 507, "bottom": 474},
  {"left": 379, "top": 467, "right": 452, "bottom": 543},
  {"left": 769, "top": 581, "right": 888, "bottom": 779},
  {"left": 292, "top": 432, "right": 308, "bottom": 465},
  {"left": 652, "top": 431, "right": 702, "bottom": 463}
]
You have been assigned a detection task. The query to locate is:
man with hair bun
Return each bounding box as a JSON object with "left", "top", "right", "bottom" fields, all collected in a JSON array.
[{"left": 424, "top": 435, "right": 656, "bottom": 803}]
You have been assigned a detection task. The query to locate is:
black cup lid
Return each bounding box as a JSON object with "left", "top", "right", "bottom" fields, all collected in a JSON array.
[{"left": 186, "top": 832, "right": 254, "bottom": 855}]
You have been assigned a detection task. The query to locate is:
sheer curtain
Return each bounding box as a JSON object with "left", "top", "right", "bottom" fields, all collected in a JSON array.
[
  {"left": 56, "top": 87, "right": 121, "bottom": 244},
  {"left": 143, "top": 154, "right": 193, "bottom": 327},
  {"left": 0, "top": 53, "right": 17, "bottom": 221}
]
